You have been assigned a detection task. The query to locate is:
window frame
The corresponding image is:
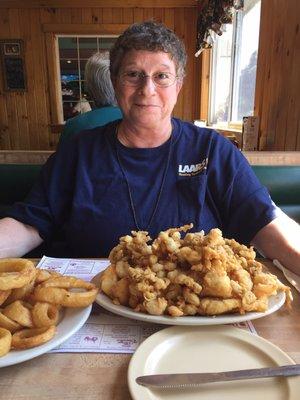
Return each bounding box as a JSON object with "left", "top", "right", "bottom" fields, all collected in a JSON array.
[
  {"left": 58, "top": 34, "right": 118, "bottom": 121},
  {"left": 43, "top": 24, "right": 128, "bottom": 130},
  {"left": 200, "top": 1, "right": 261, "bottom": 132}
]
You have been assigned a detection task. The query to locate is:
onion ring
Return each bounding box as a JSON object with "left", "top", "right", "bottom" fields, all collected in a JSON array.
[
  {"left": 41, "top": 276, "right": 96, "bottom": 290},
  {"left": 0, "top": 258, "right": 36, "bottom": 290},
  {"left": 32, "top": 302, "right": 59, "bottom": 328},
  {"left": 3, "top": 280, "right": 35, "bottom": 306},
  {"left": 0, "top": 311, "right": 21, "bottom": 333},
  {"left": 2, "top": 300, "right": 34, "bottom": 328},
  {"left": 35, "top": 269, "right": 62, "bottom": 284},
  {"left": 0, "top": 327, "right": 12, "bottom": 357},
  {"left": 33, "top": 276, "right": 98, "bottom": 307},
  {"left": 12, "top": 326, "right": 56, "bottom": 350},
  {"left": 0, "top": 290, "right": 11, "bottom": 306}
]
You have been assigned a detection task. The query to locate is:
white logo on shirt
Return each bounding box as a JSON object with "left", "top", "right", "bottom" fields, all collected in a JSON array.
[{"left": 178, "top": 158, "right": 208, "bottom": 176}]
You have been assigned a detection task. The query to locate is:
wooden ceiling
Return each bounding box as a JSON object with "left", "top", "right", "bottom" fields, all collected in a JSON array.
[{"left": 0, "top": 0, "right": 198, "bottom": 8}]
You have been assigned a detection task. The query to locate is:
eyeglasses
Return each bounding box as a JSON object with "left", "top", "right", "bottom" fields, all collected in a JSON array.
[{"left": 119, "top": 71, "right": 178, "bottom": 88}]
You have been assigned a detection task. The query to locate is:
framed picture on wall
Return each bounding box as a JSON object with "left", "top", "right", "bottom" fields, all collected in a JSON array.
[
  {"left": 0, "top": 39, "right": 27, "bottom": 91},
  {"left": 4, "top": 42, "right": 21, "bottom": 56}
]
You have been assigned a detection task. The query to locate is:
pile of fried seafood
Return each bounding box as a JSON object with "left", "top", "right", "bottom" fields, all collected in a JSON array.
[
  {"left": 98, "top": 224, "right": 292, "bottom": 318},
  {"left": 0, "top": 258, "right": 98, "bottom": 357}
]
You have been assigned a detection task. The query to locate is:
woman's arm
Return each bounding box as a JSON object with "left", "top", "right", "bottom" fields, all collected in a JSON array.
[
  {"left": 0, "top": 217, "right": 43, "bottom": 258},
  {"left": 251, "top": 214, "right": 300, "bottom": 275}
]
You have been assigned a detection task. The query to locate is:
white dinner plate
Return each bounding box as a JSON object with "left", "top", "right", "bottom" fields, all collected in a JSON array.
[
  {"left": 0, "top": 305, "right": 92, "bottom": 368},
  {"left": 128, "top": 325, "right": 300, "bottom": 400},
  {"left": 96, "top": 291, "right": 285, "bottom": 325}
]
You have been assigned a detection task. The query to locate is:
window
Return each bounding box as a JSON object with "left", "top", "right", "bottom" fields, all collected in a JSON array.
[
  {"left": 58, "top": 36, "right": 117, "bottom": 121},
  {"left": 209, "top": 0, "right": 261, "bottom": 126}
]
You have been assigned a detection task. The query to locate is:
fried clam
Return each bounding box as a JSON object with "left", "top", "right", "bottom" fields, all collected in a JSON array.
[
  {"left": 12, "top": 326, "right": 56, "bottom": 350},
  {"left": 201, "top": 270, "right": 232, "bottom": 298},
  {"left": 0, "top": 327, "right": 12, "bottom": 357},
  {"left": 167, "top": 305, "right": 184, "bottom": 317},
  {"left": 98, "top": 265, "right": 118, "bottom": 298},
  {"left": 33, "top": 276, "right": 98, "bottom": 307},
  {"left": 91, "top": 271, "right": 104, "bottom": 288},
  {"left": 98, "top": 225, "right": 293, "bottom": 317},
  {"left": 0, "top": 258, "right": 36, "bottom": 291},
  {"left": 111, "top": 277, "right": 130, "bottom": 305},
  {"left": 109, "top": 230, "right": 152, "bottom": 267},
  {"left": 240, "top": 291, "right": 269, "bottom": 313},
  {"left": 152, "top": 224, "right": 192, "bottom": 258},
  {"left": 198, "top": 298, "right": 242, "bottom": 316},
  {"left": 143, "top": 297, "right": 168, "bottom": 316}
]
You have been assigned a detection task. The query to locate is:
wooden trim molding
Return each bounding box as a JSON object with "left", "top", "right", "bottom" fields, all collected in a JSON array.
[
  {"left": 42, "top": 24, "right": 129, "bottom": 35},
  {"left": 199, "top": 49, "right": 211, "bottom": 122},
  {"left": 0, "top": 0, "right": 198, "bottom": 8},
  {"left": 50, "top": 124, "right": 64, "bottom": 134},
  {"left": 45, "top": 33, "right": 63, "bottom": 125},
  {"left": 0, "top": 151, "right": 53, "bottom": 164},
  {"left": 1, "top": 150, "right": 300, "bottom": 166},
  {"left": 243, "top": 151, "right": 300, "bottom": 166}
]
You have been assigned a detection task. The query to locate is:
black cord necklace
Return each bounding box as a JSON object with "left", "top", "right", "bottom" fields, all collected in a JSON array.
[{"left": 115, "top": 127, "right": 173, "bottom": 232}]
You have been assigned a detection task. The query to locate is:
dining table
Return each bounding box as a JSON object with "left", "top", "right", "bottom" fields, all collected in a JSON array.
[{"left": 0, "top": 260, "right": 299, "bottom": 400}]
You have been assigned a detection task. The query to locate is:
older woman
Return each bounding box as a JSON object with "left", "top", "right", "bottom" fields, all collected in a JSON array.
[
  {"left": 0, "top": 21, "right": 299, "bottom": 275},
  {"left": 59, "top": 55, "right": 122, "bottom": 143}
]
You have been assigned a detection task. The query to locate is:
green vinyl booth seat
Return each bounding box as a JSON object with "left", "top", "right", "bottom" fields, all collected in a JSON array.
[
  {"left": 252, "top": 166, "right": 300, "bottom": 223},
  {"left": 0, "top": 164, "right": 42, "bottom": 217},
  {"left": 0, "top": 163, "right": 299, "bottom": 223}
]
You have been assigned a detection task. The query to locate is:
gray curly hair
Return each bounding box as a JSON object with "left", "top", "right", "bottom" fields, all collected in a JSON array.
[
  {"left": 85, "top": 54, "right": 117, "bottom": 108},
  {"left": 110, "top": 21, "right": 187, "bottom": 79}
]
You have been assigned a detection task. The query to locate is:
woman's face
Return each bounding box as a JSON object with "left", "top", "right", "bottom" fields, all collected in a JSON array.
[{"left": 113, "top": 50, "right": 182, "bottom": 130}]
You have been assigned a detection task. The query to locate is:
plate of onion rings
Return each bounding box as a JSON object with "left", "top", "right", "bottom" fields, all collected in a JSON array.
[{"left": 0, "top": 304, "right": 92, "bottom": 368}]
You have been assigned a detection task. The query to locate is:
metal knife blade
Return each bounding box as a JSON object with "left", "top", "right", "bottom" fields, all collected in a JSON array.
[{"left": 136, "top": 364, "right": 300, "bottom": 388}]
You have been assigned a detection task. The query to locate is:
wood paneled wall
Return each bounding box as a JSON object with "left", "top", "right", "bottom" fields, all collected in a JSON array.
[
  {"left": 255, "top": 0, "right": 300, "bottom": 150},
  {"left": 0, "top": 1, "right": 199, "bottom": 150},
  {"left": 0, "top": 0, "right": 299, "bottom": 151}
]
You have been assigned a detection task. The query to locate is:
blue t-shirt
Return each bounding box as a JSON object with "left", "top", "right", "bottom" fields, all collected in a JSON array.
[{"left": 7, "top": 118, "right": 280, "bottom": 257}]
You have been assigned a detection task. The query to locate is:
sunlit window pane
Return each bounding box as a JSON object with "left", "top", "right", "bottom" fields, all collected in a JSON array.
[
  {"left": 209, "top": 0, "right": 261, "bottom": 125},
  {"left": 209, "top": 25, "right": 233, "bottom": 125},
  {"left": 232, "top": 1, "right": 261, "bottom": 121}
]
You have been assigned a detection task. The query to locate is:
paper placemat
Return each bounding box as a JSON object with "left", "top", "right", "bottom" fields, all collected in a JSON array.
[{"left": 37, "top": 257, "right": 257, "bottom": 354}]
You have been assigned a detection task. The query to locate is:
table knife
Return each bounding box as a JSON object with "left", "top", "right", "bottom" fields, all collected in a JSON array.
[{"left": 136, "top": 364, "right": 300, "bottom": 388}]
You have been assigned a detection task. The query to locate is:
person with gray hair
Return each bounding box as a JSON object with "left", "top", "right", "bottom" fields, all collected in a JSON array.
[
  {"left": 59, "top": 54, "right": 122, "bottom": 143},
  {"left": 1, "top": 21, "right": 300, "bottom": 278},
  {"left": 85, "top": 56, "right": 117, "bottom": 108},
  {"left": 109, "top": 20, "right": 187, "bottom": 80}
]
